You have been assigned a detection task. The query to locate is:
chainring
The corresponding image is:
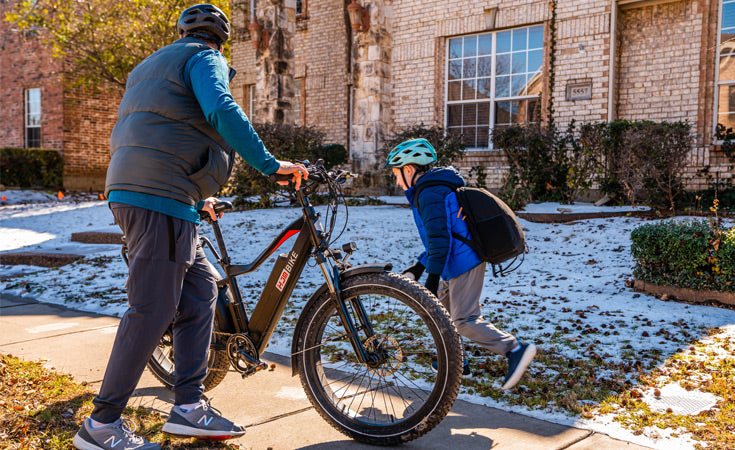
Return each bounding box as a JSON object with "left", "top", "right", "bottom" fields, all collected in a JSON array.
[{"left": 226, "top": 333, "right": 263, "bottom": 376}]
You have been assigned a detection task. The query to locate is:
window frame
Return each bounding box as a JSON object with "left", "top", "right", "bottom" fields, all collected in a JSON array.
[
  {"left": 444, "top": 25, "right": 543, "bottom": 151},
  {"left": 25, "top": 88, "right": 41, "bottom": 148},
  {"left": 293, "top": 77, "right": 305, "bottom": 126},
  {"left": 714, "top": 0, "right": 735, "bottom": 137},
  {"left": 295, "top": 0, "right": 307, "bottom": 17}
]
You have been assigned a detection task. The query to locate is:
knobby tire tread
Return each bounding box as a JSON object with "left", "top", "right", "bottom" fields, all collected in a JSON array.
[{"left": 296, "top": 272, "right": 463, "bottom": 445}]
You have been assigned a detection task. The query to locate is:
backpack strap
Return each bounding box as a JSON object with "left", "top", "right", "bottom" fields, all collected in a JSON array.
[
  {"left": 413, "top": 180, "right": 484, "bottom": 256},
  {"left": 412, "top": 180, "right": 458, "bottom": 209}
]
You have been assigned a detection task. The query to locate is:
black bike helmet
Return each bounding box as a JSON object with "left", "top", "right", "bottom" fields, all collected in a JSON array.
[{"left": 177, "top": 4, "right": 230, "bottom": 45}]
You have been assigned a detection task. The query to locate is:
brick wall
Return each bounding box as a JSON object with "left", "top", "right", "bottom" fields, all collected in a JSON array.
[
  {"left": 0, "top": 6, "right": 64, "bottom": 152},
  {"left": 230, "top": 0, "right": 350, "bottom": 145},
  {"left": 617, "top": 1, "right": 701, "bottom": 123},
  {"left": 292, "top": 0, "right": 350, "bottom": 144},
  {"left": 551, "top": 0, "right": 611, "bottom": 125},
  {"left": 61, "top": 82, "right": 121, "bottom": 191}
]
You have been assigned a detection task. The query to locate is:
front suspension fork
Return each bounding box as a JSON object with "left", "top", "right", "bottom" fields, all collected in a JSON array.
[{"left": 320, "top": 263, "right": 376, "bottom": 365}]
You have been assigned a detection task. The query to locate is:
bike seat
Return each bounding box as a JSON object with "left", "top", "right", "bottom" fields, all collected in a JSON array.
[{"left": 198, "top": 201, "right": 234, "bottom": 221}]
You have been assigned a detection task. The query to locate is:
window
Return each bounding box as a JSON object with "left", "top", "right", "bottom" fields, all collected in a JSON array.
[
  {"left": 25, "top": 88, "right": 41, "bottom": 148},
  {"left": 717, "top": 0, "right": 735, "bottom": 130},
  {"left": 249, "top": 0, "right": 257, "bottom": 21},
  {"left": 243, "top": 84, "right": 256, "bottom": 121},
  {"left": 293, "top": 78, "right": 303, "bottom": 126},
  {"left": 446, "top": 26, "right": 543, "bottom": 149},
  {"left": 296, "top": 0, "right": 305, "bottom": 16}
]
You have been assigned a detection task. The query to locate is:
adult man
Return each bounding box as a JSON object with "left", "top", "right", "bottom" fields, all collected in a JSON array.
[{"left": 73, "top": 4, "right": 307, "bottom": 449}]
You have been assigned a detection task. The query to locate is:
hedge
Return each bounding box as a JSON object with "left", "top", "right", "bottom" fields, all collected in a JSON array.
[
  {"left": 631, "top": 219, "right": 734, "bottom": 293},
  {"left": 0, "top": 147, "right": 63, "bottom": 189}
]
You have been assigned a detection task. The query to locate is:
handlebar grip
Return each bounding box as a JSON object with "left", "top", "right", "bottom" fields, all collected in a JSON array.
[
  {"left": 213, "top": 201, "right": 233, "bottom": 214},
  {"left": 268, "top": 173, "right": 293, "bottom": 183}
]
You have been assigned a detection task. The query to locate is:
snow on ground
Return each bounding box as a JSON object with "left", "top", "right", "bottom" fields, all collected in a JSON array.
[{"left": 1, "top": 191, "right": 733, "bottom": 449}]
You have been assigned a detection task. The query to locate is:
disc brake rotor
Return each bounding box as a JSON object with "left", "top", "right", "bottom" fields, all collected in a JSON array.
[{"left": 362, "top": 335, "right": 402, "bottom": 376}]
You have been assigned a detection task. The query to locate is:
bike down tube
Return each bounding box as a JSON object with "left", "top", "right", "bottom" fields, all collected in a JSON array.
[{"left": 248, "top": 215, "right": 315, "bottom": 354}]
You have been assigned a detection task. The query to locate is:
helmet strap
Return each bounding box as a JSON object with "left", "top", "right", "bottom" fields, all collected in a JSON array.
[{"left": 400, "top": 167, "right": 411, "bottom": 189}]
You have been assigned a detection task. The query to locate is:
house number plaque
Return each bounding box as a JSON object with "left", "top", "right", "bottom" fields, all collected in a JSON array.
[{"left": 566, "top": 82, "right": 592, "bottom": 101}]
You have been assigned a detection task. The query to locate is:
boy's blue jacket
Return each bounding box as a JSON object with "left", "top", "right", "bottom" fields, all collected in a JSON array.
[{"left": 405, "top": 167, "right": 482, "bottom": 280}]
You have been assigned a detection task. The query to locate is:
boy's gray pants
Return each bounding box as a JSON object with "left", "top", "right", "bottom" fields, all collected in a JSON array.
[
  {"left": 91, "top": 204, "right": 217, "bottom": 424},
  {"left": 437, "top": 263, "right": 517, "bottom": 356}
]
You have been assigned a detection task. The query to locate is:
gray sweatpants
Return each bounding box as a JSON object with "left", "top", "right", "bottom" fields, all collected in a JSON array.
[
  {"left": 91, "top": 204, "right": 217, "bottom": 424},
  {"left": 437, "top": 263, "right": 517, "bottom": 356}
]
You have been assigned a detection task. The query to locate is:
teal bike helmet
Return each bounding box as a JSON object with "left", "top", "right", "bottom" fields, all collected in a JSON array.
[{"left": 384, "top": 138, "right": 437, "bottom": 168}]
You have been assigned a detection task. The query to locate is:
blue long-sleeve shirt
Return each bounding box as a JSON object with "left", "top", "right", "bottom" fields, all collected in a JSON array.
[{"left": 109, "top": 44, "right": 278, "bottom": 222}]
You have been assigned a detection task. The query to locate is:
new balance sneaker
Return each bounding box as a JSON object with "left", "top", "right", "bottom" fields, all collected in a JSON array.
[
  {"left": 72, "top": 417, "right": 160, "bottom": 450},
  {"left": 431, "top": 359, "right": 471, "bottom": 377},
  {"left": 161, "top": 399, "right": 246, "bottom": 440},
  {"left": 501, "top": 342, "right": 537, "bottom": 390}
]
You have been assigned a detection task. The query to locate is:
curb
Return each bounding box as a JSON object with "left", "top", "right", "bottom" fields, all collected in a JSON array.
[{"left": 632, "top": 279, "right": 735, "bottom": 306}]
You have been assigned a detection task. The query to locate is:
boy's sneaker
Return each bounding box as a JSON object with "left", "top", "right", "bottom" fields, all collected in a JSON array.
[
  {"left": 501, "top": 342, "right": 537, "bottom": 390},
  {"left": 72, "top": 417, "right": 160, "bottom": 450},
  {"left": 162, "top": 399, "right": 246, "bottom": 440},
  {"left": 431, "top": 359, "right": 471, "bottom": 377}
]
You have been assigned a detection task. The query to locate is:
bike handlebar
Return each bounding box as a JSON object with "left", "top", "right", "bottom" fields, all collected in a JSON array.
[{"left": 267, "top": 162, "right": 355, "bottom": 187}]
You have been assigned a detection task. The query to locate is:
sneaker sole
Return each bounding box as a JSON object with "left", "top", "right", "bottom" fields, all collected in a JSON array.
[
  {"left": 501, "top": 344, "right": 537, "bottom": 390},
  {"left": 161, "top": 422, "right": 246, "bottom": 439},
  {"left": 72, "top": 433, "right": 104, "bottom": 450}
]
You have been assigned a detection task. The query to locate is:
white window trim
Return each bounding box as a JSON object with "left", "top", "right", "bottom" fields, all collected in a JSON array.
[
  {"left": 714, "top": 0, "right": 735, "bottom": 140},
  {"left": 25, "top": 88, "right": 41, "bottom": 148},
  {"left": 444, "top": 27, "right": 543, "bottom": 151}
]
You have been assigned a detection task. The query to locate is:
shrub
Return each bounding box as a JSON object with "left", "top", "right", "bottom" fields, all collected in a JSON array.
[
  {"left": 491, "top": 125, "right": 562, "bottom": 209},
  {"left": 0, "top": 148, "right": 63, "bottom": 189},
  {"left": 624, "top": 121, "right": 692, "bottom": 211},
  {"left": 383, "top": 124, "right": 465, "bottom": 167},
  {"left": 491, "top": 122, "right": 603, "bottom": 209},
  {"left": 631, "top": 219, "right": 734, "bottom": 292},
  {"left": 493, "top": 120, "right": 693, "bottom": 210},
  {"left": 224, "top": 123, "right": 343, "bottom": 206}
]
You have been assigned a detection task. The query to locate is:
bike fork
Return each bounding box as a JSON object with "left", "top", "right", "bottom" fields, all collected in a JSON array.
[{"left": 318, "top": 263, "right": 375, "bottom": 365}]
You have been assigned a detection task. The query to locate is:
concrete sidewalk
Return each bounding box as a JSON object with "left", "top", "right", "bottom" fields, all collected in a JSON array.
[{"left": 0, "top": 292, "right": 650, "bottom": 450}]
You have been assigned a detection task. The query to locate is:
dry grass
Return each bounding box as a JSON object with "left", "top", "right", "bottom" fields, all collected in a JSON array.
[{"left": 0, "top": 354, "right": 241, "bottom": 449}]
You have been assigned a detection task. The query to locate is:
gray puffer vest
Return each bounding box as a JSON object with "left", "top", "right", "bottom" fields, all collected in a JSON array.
[{"left": 105, "top": 37, "right": 235, "bottom": 206}]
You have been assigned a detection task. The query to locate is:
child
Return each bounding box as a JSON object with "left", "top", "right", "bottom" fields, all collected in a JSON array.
[{"left": 385, "top": 138, "right": 536, "bottom": 390}]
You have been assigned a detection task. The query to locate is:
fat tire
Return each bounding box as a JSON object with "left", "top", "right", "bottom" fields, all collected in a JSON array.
[
  {"left": 296, "top": 272, "right": 463, "bottom": 445},
  {"left": 146, "top": 314, "right": 230, "bottom": 392}
]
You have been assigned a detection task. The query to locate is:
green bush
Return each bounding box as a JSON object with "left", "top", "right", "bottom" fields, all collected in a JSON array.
[
  {"left": 0, "top": 148, "right": 63, "bottom": 189},
  {"left": 224, "top": 123, "right": 347, "bottom": 207},
  {"left": 493, "top": 120, "right": 692, "bottom": 210},
  {"left": 491, "top": 122, "right": 603, "bottom": 209},
  {"left": 631, "top": 219, "right": 734, "bottom": 292}
]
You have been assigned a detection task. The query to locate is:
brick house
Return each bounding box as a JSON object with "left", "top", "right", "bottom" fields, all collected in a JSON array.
[
  {"left": 230, "top": 0, "right": 734, "bottom": 192},
  {"left": 2, "top": 0, "right": 732, "bottom": 193},
  {"left": 0, "top": 1, "right": 120, "bottom": 191}
]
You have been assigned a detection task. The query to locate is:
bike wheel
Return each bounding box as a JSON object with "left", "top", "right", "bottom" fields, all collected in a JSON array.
[
  {"left": 147, "top": 314, "right": 230, "bottom": 392},
  {"left": 296, "top": 272, "right": 464, "bottom": 445}
]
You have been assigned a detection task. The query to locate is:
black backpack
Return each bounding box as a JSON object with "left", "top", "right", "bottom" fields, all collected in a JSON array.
[{"left": 414, "top": 181, "right": 527, "bottom": 276}]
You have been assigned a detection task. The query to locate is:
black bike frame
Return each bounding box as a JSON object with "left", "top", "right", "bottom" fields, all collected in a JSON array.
[{"left": 201, "top": 190, "right": 376, "bottom": 363}]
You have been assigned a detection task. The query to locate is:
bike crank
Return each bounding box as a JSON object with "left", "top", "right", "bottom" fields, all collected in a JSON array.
[{"left": 224, "top": 333, "right": 268, "bottom": 377}]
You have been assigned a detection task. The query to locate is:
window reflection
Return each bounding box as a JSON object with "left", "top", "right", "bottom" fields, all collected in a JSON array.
[{"left": 446, "top": 25, "right": 543, "bottom": 149}]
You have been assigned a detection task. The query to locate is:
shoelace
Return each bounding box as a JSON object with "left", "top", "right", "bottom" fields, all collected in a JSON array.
[
  {"left": 193, "top": 398, "right": 224, "bottom": 418},
  {"left": 118, "top": 418, "right": 144, "bottom": 444}
]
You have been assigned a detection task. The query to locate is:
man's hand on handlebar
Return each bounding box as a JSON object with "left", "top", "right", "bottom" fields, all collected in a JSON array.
[
  {"left": 275, "top": 161, "right": 309, "bottom": 190},
  {"left": 201, "top": 197, "right": 223, "bottom": 221}
]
